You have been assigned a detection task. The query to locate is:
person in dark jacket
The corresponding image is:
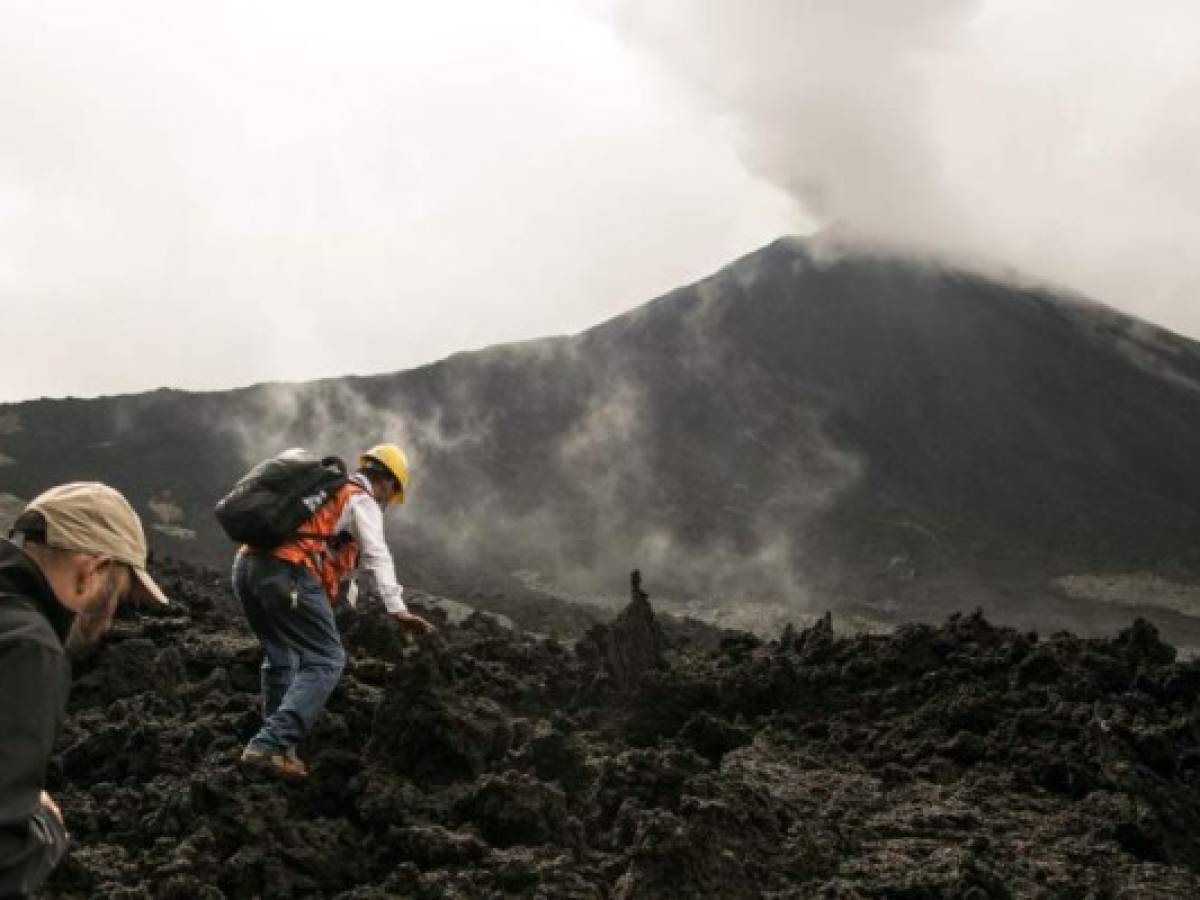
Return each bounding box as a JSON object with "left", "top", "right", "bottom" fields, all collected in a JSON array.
[{"left": 0, "top": 483, "right": 168, "bottom": 898}]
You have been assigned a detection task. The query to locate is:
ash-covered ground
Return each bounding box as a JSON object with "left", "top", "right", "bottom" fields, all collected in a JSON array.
[{"left": 41, "top": 561, "right": 1200, "bottom": 898}]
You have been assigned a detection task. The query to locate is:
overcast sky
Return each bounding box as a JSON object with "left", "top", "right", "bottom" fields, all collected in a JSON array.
[{"left": 2, "top": 0, "right": 1197, "bottom": 404}]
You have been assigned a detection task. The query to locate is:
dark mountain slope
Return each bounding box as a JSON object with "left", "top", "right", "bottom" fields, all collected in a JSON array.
[
  {"left": 583, "top": 241, "right": 1200, "bottom": 565},
  {"left": 3, "top": 237, "right": 1200, "bottom": 637}
]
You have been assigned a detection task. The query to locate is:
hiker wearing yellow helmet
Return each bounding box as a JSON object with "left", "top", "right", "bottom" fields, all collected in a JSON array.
[
  {"left": 359, "top": 443, "right": 409, "bottom": 506},
  {"left": 233, "top": 443, "right": 433, "bottom": 780}
]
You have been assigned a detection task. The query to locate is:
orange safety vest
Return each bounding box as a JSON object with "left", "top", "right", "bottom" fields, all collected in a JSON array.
[{"left": 269, "top": 481, "right": 367, "bottom": 603}]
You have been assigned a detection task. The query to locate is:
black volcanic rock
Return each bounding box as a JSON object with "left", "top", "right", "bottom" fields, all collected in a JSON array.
[
  {"left": 579, "top": 570, "right": 668, "bottom": 693},
  {"left": 36, "top": 559, "right": 1200, "bottom": 897}
]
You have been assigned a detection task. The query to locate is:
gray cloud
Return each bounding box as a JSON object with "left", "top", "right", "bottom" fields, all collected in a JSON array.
[
  {"left": 0, "top": 0, "right": 799, "bottom": 404},
  {"left": 4, "top": 1, "right": 1197, "bottom": 410},
  {"left": 608, "top": 0, "right": 1200, "bottom": 339}
]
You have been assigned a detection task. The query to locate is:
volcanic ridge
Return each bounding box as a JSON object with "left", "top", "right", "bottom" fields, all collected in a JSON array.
[{"left": 5, "top": 237, "right": 1200, "bottom": 646}]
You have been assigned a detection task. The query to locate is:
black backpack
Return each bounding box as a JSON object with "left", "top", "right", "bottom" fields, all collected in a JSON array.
[{"left": 214, "top": 448, "right": 350, "bottom": 549}]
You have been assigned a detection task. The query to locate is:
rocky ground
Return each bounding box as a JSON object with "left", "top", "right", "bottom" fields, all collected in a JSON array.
[{"left": 40, "top": 561, "right": 1200, "bottom": 898}]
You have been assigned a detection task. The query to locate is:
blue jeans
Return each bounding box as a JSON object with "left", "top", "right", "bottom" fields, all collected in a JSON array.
[{"left": 232, "top": 553, "right": 346, "bottom": 753}]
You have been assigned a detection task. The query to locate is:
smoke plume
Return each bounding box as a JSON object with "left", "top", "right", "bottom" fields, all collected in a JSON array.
[{"left": 607, "top": 0, "right": 1200, "bottom": 338}]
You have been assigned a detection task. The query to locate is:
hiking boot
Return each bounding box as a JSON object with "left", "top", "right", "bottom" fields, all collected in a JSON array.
[{"left": 238, "top": 746, "right": 309, "bottom": 781}]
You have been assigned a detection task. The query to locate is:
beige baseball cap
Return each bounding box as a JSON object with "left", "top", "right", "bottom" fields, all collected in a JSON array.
[{"left": 24, "top": 482, "right": 170, "bottom": 605}]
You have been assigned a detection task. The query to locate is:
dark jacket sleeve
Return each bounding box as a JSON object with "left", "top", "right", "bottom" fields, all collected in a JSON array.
[{"left": 0, "top": 638, "right": 70, "bottom": 897}]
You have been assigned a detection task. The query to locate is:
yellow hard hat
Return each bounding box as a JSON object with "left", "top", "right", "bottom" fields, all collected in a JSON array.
[{"left": 358, "top": 443, "right": 410, "bottom": 505}]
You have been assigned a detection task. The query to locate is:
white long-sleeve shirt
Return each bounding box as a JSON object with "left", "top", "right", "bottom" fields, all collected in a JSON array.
[{"left": 334, "top": 472, "right": 406, "bottom": 613}]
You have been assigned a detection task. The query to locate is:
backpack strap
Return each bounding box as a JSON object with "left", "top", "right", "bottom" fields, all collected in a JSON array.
[
  {"left": 292, "top": 480, "right": 369, "bottom": 544},
  {"left": 295, "top": 480, "right": 370, "bottom": 583},
  {"left": 294, "top": 530, "right": 338, "bottom": 542}
]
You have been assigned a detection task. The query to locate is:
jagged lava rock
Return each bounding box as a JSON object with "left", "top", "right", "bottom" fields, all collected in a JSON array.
[
  {"left": 578, "top": 570, "right": 668, "bottom": 693},
  {"left": 36, "top": 561, "right": 1200, "bottom": 898}
]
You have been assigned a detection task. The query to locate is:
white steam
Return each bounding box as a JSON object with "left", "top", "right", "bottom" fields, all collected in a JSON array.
[
  {"left": 606, "top": 0, "right": 1200, "bottom": 338},
  {"left": 220, "top": 379, "right": 490, "bottom": 485},
  {"left": 212, "top": 274, "right": 867, "bottom": 612}
]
